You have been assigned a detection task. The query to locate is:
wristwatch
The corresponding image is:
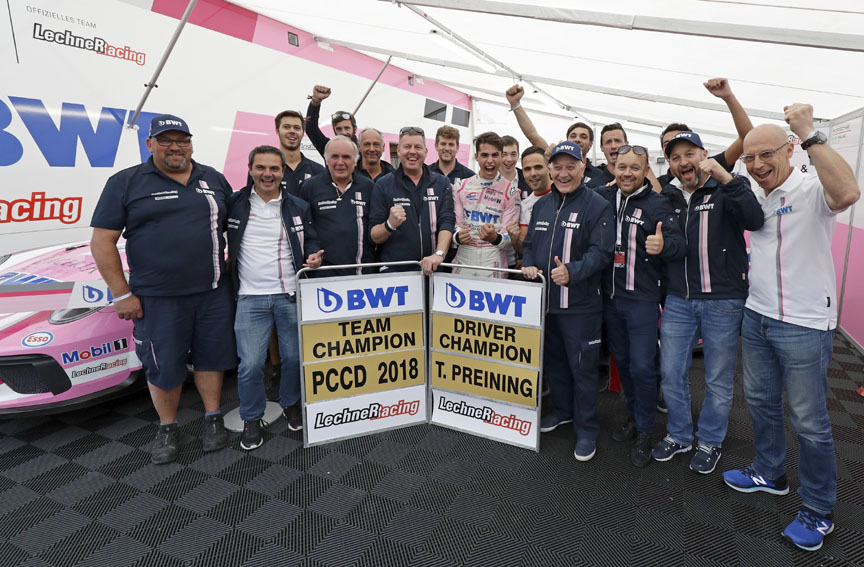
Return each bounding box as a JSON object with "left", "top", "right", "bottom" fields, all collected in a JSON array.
[
  {"left": 434, "top": 250, "right": 445, "bottom": 257},
  {"left": 801, "top": 130, "right": 827, "bottom": 151}
]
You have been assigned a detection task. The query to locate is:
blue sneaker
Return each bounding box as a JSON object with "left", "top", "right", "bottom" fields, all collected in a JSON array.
[
  {"left": 722, "top": 466, "right": 790, "bottom": 495},
  {"left": 540, "top": 414, "right": 572, "bottom": 433},
  {"left": 782, "top": 508, "right": 834, "bottom": 551},
  {"left": 574, "top": 438, "right": 596, "bottom": 462}
]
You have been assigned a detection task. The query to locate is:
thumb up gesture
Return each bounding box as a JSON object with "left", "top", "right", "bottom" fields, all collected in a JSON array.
[
  {"left": 645, "top": 222, "right": 664, "bottom": 255},
  {"left": 551, "top": 255, "right": 570, "bottom": 286}
]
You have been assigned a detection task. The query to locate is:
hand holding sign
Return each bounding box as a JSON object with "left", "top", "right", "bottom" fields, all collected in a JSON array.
[
  {"left": 645, "top": 222, "right": 664, "bottom": 255},
  {"left": 551, "top": 256, "right": 569, "bottom": 286}
]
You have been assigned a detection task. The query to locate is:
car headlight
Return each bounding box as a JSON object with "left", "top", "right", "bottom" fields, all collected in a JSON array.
[{"left": 49, "top": 307, "right": 105, "bottom": 324}]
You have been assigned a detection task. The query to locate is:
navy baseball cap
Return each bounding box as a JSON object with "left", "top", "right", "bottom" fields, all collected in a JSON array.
[
  {"left": 149, "top": 114, "right": 192, "bottom": 137},
  {"left": 549, "top": 141, "right": 583, "bottom": 162},
  {"left": 664, "top": 131, "right": 703, "bottom": 157}
]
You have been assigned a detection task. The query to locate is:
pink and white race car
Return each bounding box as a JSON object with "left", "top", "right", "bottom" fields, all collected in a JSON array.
[{"left": 0, "top": 242, "right": 143, "bottom": 416}]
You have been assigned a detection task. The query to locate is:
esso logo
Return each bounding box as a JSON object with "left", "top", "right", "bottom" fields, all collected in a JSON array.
[{"left": 21, "top": 331, "right": 54, "bottom": 348}]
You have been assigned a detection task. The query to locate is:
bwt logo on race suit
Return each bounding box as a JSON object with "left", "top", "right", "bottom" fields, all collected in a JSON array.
[
  {"left": 445, "top": 282, "right": 527, "bottom": 317},
  {"left": 317, "top": 285, "right": 410, "bottom": 314}
]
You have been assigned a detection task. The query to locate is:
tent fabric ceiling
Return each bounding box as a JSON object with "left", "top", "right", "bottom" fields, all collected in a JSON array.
[{"left": 228, "top": 0, "right": 864, "bottom": 146}]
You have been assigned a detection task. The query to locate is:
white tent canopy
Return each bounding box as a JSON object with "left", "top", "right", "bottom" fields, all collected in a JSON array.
[{"left": 227, "top": 0, "right": 864, "bottom": 156}]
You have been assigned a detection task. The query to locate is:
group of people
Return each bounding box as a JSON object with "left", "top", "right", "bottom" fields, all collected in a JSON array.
[{"left": 89, "top": 78, "right": 859, "bottom": 553}]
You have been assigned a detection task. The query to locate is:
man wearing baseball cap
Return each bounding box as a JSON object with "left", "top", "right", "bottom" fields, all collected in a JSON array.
[
  {"left": 522, "top": 141, "right": 614, "bottom": 461},
  {"left": 91, "top": 114, "right": 236, "bottom": 464},
  {"left": 652, "top": 130, "right": 763, "bottom": 474}
]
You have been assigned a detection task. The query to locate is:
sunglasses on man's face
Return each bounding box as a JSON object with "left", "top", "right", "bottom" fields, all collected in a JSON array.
[{"left": 617, "top": 145, "right": 648, "bottom": 156}]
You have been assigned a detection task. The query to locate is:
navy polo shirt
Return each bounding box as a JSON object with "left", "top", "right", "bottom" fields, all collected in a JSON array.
[
  {"left": 91, "top": 157, "right": 233, "bottom": 297},
  {"left": 357, "top": 159, "right": 395, "bottom": 182},
  {"left": 245, "top": 154, "right": 324, "bottom": 198},
  {"left": 430, "top": 160, "right": 475, "bottom": 186}
]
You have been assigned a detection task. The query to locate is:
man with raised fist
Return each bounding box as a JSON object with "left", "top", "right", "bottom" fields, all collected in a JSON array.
[
  {"left": 723, "top": 104, "right": 859, "bottom": 552},
  {"left": 652, "top": 131, "right": 764, "bottom": 475}
]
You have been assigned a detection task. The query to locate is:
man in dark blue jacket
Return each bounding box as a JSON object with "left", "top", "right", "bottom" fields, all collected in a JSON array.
[
  {"left": 652, "top": 132, "right": 764, "bottom": 474},
  {"left": 227, "top": 146, "right": 323, "bottom": 450},
  {"left": 369, "top": 127, "right": 455, "bottom": 275},
  {"left": 300, "top": 136, "right": 375, "bottom": 276},
  {"left": 596, "top": 145, "right": 685, "bottom": 467},
  {"left": 245, "top": 110, "right": 324, "bottom": 197},
  {"left": 522, "top": 141, "right": 614, "bottom": 461}
]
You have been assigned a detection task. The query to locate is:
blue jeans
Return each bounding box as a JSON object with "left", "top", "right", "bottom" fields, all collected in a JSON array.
[
  {"left": 234, "top": 294, "right": 301, "bottom": 421},
  {"left": 603, "top": 297, "right": 660, "bottom": 433},
  {"left": 544, "top": 312, "right": 602, "bottom": 441},
  {"left": 659, "top": 295, "right": 743, "bottom": 447},
  {"left": 741, "top": 309, "right": 836, "bottom": 516}
]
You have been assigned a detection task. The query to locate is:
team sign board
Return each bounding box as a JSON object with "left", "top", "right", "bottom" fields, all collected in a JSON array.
[
  {"left": 429, "top": 274, "right": 544, "bottom": 451},
  {"left": 298, "top": 272, "right": 426, "bottom": 446}
]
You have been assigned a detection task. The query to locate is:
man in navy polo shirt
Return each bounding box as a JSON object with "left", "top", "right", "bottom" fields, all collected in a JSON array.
[
  {"left": 90, "top": 114, "right": 235, "bottom": 464},
  {"left": 300, "top": 136, "right": 376, "bottom": 276},
  {"left": 357, "top": 128, "right": 395, "bottom": 182},
  {"left": 251, "top": 109, "right": 323, "bottom": 197},
  {"left": 305, "top": 84, "right": 358, "bottom": 158},
  {"left": 430, "top": 125, "right": 475, "bottom": 186},
  {"left": 370, "top": 127, "right": 455, "bottom": 275}
]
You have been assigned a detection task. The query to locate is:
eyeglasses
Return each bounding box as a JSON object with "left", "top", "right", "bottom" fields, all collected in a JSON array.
[
  {"left": 739, "top": 142, "right": 787, "bottom": 164},
  {"left": 617, "top": 145, "right": 648, "bottom": 156},
  {"left": 331, "top": 112, "right": 354, "bottom": 122},
  {"left": 399, "top": 126, "right": 426, "bottom": 137},
  {"left": 153, "top": 137, "right": 192, "bottom": 148}
]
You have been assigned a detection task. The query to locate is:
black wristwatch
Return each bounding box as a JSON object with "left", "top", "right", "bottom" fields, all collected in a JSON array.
[{"left": 801, "top": 130, "right": 827, "bottom": 151}]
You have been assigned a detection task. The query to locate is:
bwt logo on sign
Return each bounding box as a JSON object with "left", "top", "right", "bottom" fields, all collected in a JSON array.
[
  {"left": 82, "top": 285, "right": 112, "bottom": 304},
  {"left": 317, "top": 285, "right": 410, "bottom": 314},
  {"left": 445, "top": 282, "right": 527, "bottom": 317}
]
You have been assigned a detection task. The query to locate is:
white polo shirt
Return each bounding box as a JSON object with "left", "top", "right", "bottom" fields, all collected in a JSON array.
[
  {"left": 238, "top": 190, "right": 296, "bottom": 295},
  {"left": 747, "top": 169, "right": 838, "bottom": 330}
]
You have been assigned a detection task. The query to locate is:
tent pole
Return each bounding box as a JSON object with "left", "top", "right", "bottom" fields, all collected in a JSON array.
[
  {"left": 353, "top": 56, "right": 392, "bottom": 116},
  {"left": 127, "top": 0, "right": 198, "bottom": 128}
]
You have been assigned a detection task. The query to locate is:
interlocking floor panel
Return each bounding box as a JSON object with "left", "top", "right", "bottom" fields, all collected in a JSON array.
[{"left": 1, "top": 335, "right": 863, "bottom": 566}]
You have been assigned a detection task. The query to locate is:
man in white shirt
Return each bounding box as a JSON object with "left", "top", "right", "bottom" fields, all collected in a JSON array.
[
  {"left": 722, "top": 105, "right": 860, "bottom": 552},
  {"left": 227, "top": 146, "right": 324, "bottom": 450}
]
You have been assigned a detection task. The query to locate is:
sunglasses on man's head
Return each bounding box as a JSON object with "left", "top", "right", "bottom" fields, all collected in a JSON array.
[
  {"left": 331, "top": 112, "right": 354, "bottom": 122},
  {"left": 399, "top": 126, "right": 426, "bottom": 137}
]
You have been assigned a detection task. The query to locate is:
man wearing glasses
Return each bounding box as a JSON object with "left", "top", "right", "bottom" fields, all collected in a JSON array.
[
  {"left": 305, "top": 84, "right": 358, "bottom": 158},
  {"left": 596, "top": 145, "right": 684, "bottom": 468},
  {"left": 723, "top": 105, "right": 859, "bottom": 551},
  {"left": 90, "top": 114, "right": 236, "bottom": 464},
  {"left": 370, "top": 127, "right": 455, "bottom": 275},
  {"left": 652, "top": 131, "right": 764, "bottom": 474}
]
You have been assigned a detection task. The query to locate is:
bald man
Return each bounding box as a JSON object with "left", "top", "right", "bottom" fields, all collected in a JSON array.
[{"left": 722, "top": 108, "right": 859, "bottom": 552}]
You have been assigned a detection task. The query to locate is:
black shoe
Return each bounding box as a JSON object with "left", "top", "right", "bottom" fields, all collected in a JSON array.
[
  {"left": 611, "top": 417, "right": 636, "bottom": 442},
  {"left": 240, "top": 419, "right": 265, "bottom": 451},
  {"left": 284, "top": 403, "right": 303, "bottom": 431},
  {"left": 629, "top": 432, "right": 653, "bottom": 468},
  {"left": 201, "top": 413, "right": 229, "bottom": 452},
  {"left": 151, "top": 423, "right": 179, "bottom": 464}
]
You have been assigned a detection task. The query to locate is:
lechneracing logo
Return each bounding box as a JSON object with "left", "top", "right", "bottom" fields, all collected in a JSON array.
[
  {"left": 437, "top": 395, "right": 531, "bottom": 436},
  {"left": 33, "top": 23, "right": 147, "bottom": 65},
  {"left": 313, "top": 399, "right": 420, "bottom": 429}
]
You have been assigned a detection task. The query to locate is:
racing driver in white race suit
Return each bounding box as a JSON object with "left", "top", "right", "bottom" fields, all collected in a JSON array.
[{"left": 452, "top": 132, "right": 521, "bottom": 278}]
